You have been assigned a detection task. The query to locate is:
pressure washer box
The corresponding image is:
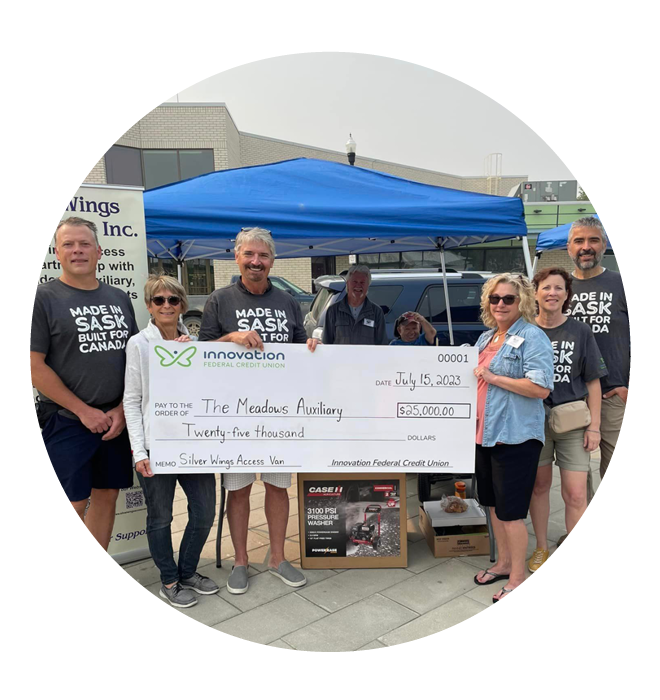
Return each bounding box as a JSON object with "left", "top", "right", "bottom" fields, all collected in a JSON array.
[
  {"left": 419, "top": 505, "right": 490, "bottom": 557},
  {"left": 298, "top": 473, "right": 408, "bottom": 569}
]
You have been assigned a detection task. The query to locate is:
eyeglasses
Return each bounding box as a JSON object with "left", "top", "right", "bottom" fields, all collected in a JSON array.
[
  {"left": 488, "top": 294, "right": 519, "bottom": 306},
  {"left": 151, "top": 295, "right": 181, "bottom": 306}
]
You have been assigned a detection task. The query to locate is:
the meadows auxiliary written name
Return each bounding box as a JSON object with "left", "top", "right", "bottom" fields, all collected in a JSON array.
[{"left": 201, "top": 397, "right": 344, "bottom": 422}]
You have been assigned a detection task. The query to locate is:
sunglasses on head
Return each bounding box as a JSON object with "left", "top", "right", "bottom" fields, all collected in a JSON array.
[
  {"left": 151, "top": 295, "right": 181, "bottom": 306},
  {"left": 488, "top": 294, "right": 519, "bottom": 306}
]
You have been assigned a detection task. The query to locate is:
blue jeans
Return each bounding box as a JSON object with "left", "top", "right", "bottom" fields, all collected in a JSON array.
[{"left": 137, "top": 472, "right": 216, "bottom": 585}]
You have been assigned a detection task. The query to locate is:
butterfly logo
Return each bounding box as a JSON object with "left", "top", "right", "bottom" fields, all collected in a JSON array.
[{"left": 154, "top": 345, "right": 197, "bottom": 367}]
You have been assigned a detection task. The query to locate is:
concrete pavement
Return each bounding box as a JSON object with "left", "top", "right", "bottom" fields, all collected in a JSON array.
[{"left": 123, "top": 456, "right": 600, "bottom": 651}]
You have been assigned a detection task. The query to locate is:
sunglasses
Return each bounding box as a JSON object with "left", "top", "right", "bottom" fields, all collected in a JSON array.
[
  {"left": 151, "top": 295, "right": 181, "bottom": 306},
  {"left": 488, "top": 294, "right": 519, "bottom": 306}
]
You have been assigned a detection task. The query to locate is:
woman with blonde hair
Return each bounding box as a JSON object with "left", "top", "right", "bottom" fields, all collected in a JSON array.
[
  {"left": 123, "top": 275, "right": 218, "bottom": 608},
  {"left": 471, "top": 273, "right": 554, "bottom": 602}
]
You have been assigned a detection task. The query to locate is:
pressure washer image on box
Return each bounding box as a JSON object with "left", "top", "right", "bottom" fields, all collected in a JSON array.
[{"left": 303, "top": 479, "right": 401, "bottom": 558}]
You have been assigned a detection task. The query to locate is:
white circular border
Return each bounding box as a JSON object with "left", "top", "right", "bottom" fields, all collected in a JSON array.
[{"left": 7, "top": 2, "right": 653, "bottom": 695}]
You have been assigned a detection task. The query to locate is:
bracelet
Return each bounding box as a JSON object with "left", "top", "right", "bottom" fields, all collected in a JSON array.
[{"left": 585, "top": 429, "right": 601, "bottom": 433}]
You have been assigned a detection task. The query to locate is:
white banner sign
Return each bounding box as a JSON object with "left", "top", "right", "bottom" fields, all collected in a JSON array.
[
  {"left": 150, "top": 343, "right": 477, "bottom": 474},
  {"left": 38, "top": 184, "right": 150, "bottom": 563},
  {"left": 41, "top": 184, "right": 151, "bottom": 329}
]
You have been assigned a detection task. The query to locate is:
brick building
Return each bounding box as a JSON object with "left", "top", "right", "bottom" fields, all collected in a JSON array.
[{"left": 88, "top": 102, "right": 602, "bottom": 292}]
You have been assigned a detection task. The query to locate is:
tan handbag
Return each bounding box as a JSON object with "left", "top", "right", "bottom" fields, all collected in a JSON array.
[{"left": 548, "top": 400, "right": 592, "bottom": 434}]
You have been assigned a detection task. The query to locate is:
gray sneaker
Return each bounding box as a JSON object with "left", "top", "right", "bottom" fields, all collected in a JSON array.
[
  {"left": 180, "top": 572, "right": 220, "bottom": 595},
  {"left": 159, "top": 582, "right": 197, "bottom": 608},
  {"left": 268, "top": 561, "right": 307, "bottom": 588},
  {"left": 227, "top": 565, "right": 249, "bottom": 595}
]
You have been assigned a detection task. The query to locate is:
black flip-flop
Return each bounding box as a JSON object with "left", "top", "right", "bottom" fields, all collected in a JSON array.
[
  {"left": 492, "top": 586, "right": 514, "bottom": 603},
  {"left": 474, "top": 568, "right": 509, "bottom": 586}
]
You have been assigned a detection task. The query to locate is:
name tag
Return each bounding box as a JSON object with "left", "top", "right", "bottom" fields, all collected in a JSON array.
[
  {"left": 506, "top": 335, "right": 524, "bottom": 348},
  {"left": 363, "top": 318, "right": 375, "bottom": 328}
]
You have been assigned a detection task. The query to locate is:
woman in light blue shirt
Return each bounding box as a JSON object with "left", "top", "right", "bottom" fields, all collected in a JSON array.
[{"left": 471, "top": 273, "right": 554, "bottom": 603}]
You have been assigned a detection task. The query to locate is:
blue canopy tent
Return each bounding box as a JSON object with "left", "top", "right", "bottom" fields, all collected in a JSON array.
[
  {"left": 144, "top": 158, "right": 530, "bottom": 344},
  {"left": 533, "top": 214, "right": 603, "bottom": 273}
]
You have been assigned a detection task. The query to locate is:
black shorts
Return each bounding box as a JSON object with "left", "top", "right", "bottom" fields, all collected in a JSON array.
[
  {"left": 41, "top": 412, "right": 134, "bottom": 502},
  {"left": 475, "top": 440, "right": 543, "bottom": 521}
]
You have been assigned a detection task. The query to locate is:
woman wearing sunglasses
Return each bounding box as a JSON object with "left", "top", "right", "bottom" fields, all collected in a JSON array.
[
  {"left": 472, "top": 273, "right": 554, "bottom": 602},
  {"left": 527, "top": 268, "right": 607, "bottom": 572},
  {"left": 123, "top": 275, "right": 218, "bottom": 608}
]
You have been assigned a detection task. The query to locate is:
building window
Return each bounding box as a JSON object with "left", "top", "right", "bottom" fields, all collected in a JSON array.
[
  {"left": 179, "top": 150, "right": 215, "bottom": 181},
  {"left": 105, "top": 146, "right": 143, "bottom": 187},
  {"left": 148, "top": 257, "right": 179, "bottom": 279},
  {"left": 105, "top": 147, "right": 215, "bottom": 189},
  {"left": 311, "top": 256, "right": 336, "bottom": 281},
  {"left": 357, "top": 247, "right": 526, "bottom": 273},
  {"left": 483, "top": 248, "right": 525, "bottom": 273},
  {"left": 185, "top": 260, "right": 215, "bottom": 295},
  {"left": 147, "top": 257, "right": 215, "bottom": 296},
  {"left": 143, "top": 149, "right": 214, "bottom": 190},
  {"left": 143, "top": 151, "right": 179, "bottom": 189}
]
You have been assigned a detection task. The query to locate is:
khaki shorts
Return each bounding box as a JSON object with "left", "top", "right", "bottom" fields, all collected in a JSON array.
[
  {"left": 538, "top": 419, "right": 592, "bottom": 472},
  {"left": 223, "top": 472, "right": 292, "bottom": 491},
  {"left": 599, "top": 393, "right": 625, "bottom": 478}
]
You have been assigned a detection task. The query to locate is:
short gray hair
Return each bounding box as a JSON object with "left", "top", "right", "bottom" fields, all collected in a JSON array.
[
  {"left": 346, "top": 264, "right": 372, "bottom": 284},
  {"left": 55, "top": 217, "right": 100, "bottom": 246},
  {"left": 235, "top": 227, "right": 276, "bottom": 258},
  {"left": 143, "top": 274, "right": 189, "bottom": 314},
  {"left": 568, "top": 216, "right": 606, "bottom": 243}
]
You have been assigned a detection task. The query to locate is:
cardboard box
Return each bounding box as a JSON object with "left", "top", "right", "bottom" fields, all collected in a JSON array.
[
  {"left": 419, "top": 505, "right": 490, "bottom": 558},
  {"left": 298, "top": 473, "right": 407, "bottom": 569}
]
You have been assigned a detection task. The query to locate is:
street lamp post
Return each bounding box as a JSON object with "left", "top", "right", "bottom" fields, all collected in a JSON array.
[{"left": 345, "top": 134, "right": 356, "bottom": 165}]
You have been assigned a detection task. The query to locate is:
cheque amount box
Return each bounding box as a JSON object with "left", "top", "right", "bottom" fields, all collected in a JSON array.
[{"left": 397, "top": 403, "right": 471, "bottom": 419}]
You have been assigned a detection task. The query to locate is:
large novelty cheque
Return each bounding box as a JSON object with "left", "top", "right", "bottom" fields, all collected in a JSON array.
[{"left": 149, "top": 343, "right": 478, "bottom": 474}]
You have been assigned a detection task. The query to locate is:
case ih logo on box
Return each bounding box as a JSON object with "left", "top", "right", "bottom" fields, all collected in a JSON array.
[{"left": 308, "top": 486, "right": 343, "bottom": 497}]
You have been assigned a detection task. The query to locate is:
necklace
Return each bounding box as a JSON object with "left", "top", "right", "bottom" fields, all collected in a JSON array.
[{"left": 492, "top": 331, "right": 505, "bottom": 344}]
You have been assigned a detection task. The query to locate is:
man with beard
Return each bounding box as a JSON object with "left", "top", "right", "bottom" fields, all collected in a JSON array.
[
  {"left": 199, "top": 227, "right": 317, "bottom": 595},
  {"left": 566, "top": 217, "right": 629, "bottom": 481},
  {"left": 322, "top": 264, "right": 388, "bottom": 345}
]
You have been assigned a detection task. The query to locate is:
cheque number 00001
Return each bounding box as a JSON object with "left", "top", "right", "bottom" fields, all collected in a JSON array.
[{"left": 437, "top": 353, "right": 469, "bottom": 363}]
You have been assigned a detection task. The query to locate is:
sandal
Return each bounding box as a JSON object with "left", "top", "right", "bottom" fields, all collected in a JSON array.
[
  {"left": 492, "top": 586, "right": 514, "bottom": 603},
  {"left": 474, "top": 568, "right": 509, "bottom": 586}
]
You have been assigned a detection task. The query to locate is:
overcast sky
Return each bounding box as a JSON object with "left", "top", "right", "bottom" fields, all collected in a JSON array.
[{"left": 167, "top": 53, "right": 574, "bottom": 182}]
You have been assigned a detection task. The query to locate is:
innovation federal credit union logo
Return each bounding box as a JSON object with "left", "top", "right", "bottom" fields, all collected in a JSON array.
[{"left": 154, "top": 345, "right": 197, "bottom": 368}]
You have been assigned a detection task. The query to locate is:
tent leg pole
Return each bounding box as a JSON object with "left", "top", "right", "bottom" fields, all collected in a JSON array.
[
  {"left": 177, "top": 261, "right": 183, "bottom": 284},
  {"left": 521, "top": 235, "right": 533, "bottom": 278},
  {"left": 440, "top": 245, "right": 454, "bottom": 346},
  {"left": 532, "top": 252, "right": 541, "bottom": 277}
]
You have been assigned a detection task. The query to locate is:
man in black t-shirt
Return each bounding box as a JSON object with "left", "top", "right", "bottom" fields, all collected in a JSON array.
[
  {"left": 566, "top": 217, "right": 629, "bottom": 479},
  {"left": 31, "top": 217, "right": 138, "bottom": 550},
  {"left": 200, "top": 227, "right": 318, "bottom": 595}
]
